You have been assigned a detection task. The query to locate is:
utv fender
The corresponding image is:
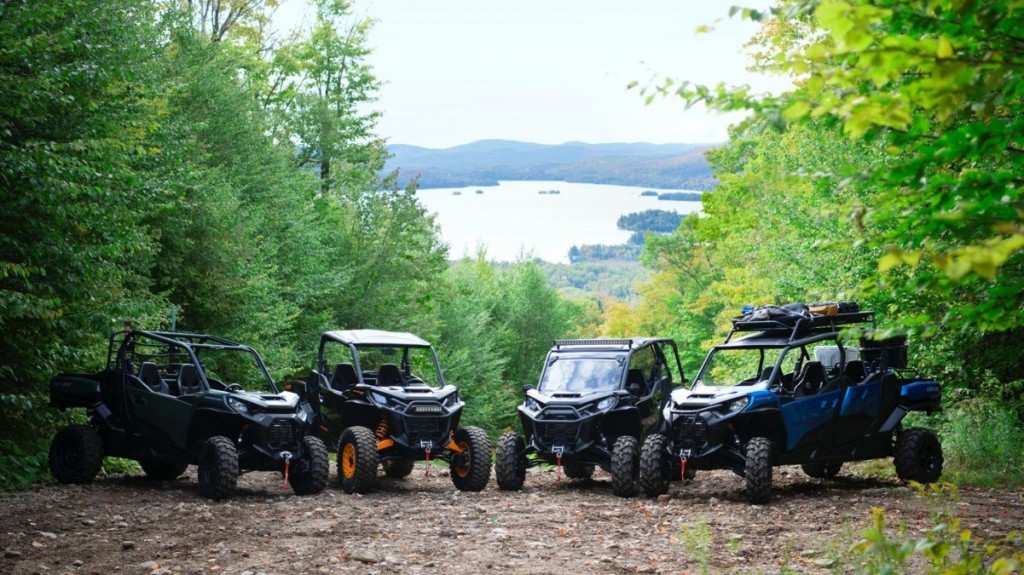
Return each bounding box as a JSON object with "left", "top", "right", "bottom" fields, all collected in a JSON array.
[
  {"left": 733, "top": 408, "right": 787, "bottom": 449},
  {"left": 187, "top": 409, "right": 244, "bottom": 454},
  {"left": 601, "top": 406, "right": 643, "bottom": 444}
]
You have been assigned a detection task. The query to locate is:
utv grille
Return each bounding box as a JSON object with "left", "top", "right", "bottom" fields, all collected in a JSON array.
[
  {"left": 268, "top": 419, "right": 298, "bottom": 450},
  {"left": 536, "top": 422, "right": 579, "bottom": 446},
  {"left": 672, "top": 413, "right": 708, "bottom": 448},
  {"left": 406, "top": 417, "right": 442, "bottom": 438}
]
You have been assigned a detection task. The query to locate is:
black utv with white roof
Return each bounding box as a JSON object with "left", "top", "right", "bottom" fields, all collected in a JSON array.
[{"left": 303, "top": 329, "right": 491, "bottom": 493}]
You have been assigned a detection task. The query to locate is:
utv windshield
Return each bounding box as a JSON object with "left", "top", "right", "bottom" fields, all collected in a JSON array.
[
  {"left": 539, "top": 358, "right": 623, "bottom": 393},
  {"left": 350, "top": 345, "right": 442, "bottom": 388},
  {"left": 693, "top": 347, "right": 788, "bottom": 388},
  {"left": 194, "top": 346, "right": 276, "bottom": 393}
]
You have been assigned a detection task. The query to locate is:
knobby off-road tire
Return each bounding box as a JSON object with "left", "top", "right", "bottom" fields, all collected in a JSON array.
[
  {"left": 198, "top": 436, "right": 238, "bottom": 500},
  {"left": 611, "top": 435, "right": 640, "bottom": 498},
  {"left": 290, "top": 436, "right": 330, "bottom": 495},
  {"left": 140, "top": 459, "right": 189, "bottom": 481},
  {"left": 338, "top": 426, "right": 378, "bottom": 494},
  {"left": 562, "top": 459, "right": 594, "bottom": 480},
  {"left": 382, "top": 458, "right": 415, "bottom": 479},
  {"left": 801, "top": 462, "right": 843, "bottom": 480},
  {"left": 894, "top": 427, "right": 943, "bottom": 484},
  {"left": 450, "top": 426, "right": 492, "bottom": 492},
  {"left": 639, "top": 433, "right": 670, "bottom": 497},
  {"left": 495, "top": 431, "right": 527, "bottom": 491},
  {"left": 744, "top": 437, "right": 773, "bottom": 504},
  {"left": 49, "top": 425, "right": 104, "bottom": 484}
]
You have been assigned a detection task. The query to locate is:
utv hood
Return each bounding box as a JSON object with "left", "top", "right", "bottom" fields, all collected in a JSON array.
[
  {"left": 231, "top": 390, "right": 301, "bottom": 411},
  {"left": 670, "top": 385, "right": 763, "bottom": 409}
]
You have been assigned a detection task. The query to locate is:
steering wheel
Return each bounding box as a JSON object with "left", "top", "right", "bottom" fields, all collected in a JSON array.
[{"left": 226, "top": 383, "right": 244, "bottom": 392}]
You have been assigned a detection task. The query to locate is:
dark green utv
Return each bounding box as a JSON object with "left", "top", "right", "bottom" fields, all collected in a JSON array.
[{"left": 48, "top": 330, "right": 329, "bottom": 500}]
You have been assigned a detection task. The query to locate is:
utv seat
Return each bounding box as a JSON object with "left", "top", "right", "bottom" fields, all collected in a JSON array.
[
  {"left": 331, "top": 363, "right": 358, "bottom": 391},
  {"left": 625, "top": 369, "right": 647, "bottom": 395},
  {"left": 138, "top": 362, "right": 169, "bottom": 395},
  {"left": 376, "top": 363, "right": 403, "bottom": 387},
  {"left": 843, "top": 360, "right": 868, "bottom": 385},
  {"left": 793, "top": 361, "right": 826, "bottom": 398},
  {"left": 177, "top": 363, "right": 202, "bottom": 395}
]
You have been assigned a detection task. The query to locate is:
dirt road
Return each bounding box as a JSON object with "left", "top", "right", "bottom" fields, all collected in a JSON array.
[{"left": 2, "top": 465, "right": 1022, "bottom": 575}]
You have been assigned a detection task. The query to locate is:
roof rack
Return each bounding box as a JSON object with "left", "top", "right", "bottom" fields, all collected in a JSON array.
[
  {"left": 554, "top": 338, "right": 633, "bottom": 349},
  {"left": 724, "top": 311, "right": 875, "bottom": 344}
]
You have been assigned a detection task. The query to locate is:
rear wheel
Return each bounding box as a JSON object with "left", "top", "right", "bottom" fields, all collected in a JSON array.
[
  {"left": 639, "top": 434, "right": 670, "bottom": 497},
  {"left": 894, "top": 427, "right": 943, "bottom": 483},
  {"left": 562, "top": 459, "right": 594, "bottom": 480},
  {"left": 382, "top": 458, "right": 415, "bottom": 479},
  {"left": 140, "top": 459, "right": 189, "bottom": 481},
  {"left": 610, "top": 435, "right": 640, "bottom": 498},
  {"left": 291, "top": 436, "right": 329, "bottom": 495},
  {"left": 744, "top": 437, "right": 773, "bottom": 504},
  {"left": 801, "top": 462, "right": 843, "bottom": 480},
  {"left": 198, "top": 436, "right": 238, "bottom": 500},
  {"left": 49, "top": 425, "right": 104, "bottom": 484},
  {"left": 337, "top": 426, "right": 378, "bottom": 494},
  {"left": 495, "top": 431, "right": 527, "bottom": 491},
  {"left": 450, "top": 426, "right": 492, "bottom": 492}
]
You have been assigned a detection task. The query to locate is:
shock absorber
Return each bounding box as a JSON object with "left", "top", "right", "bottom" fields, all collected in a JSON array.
[{"left": 375, "top": 416, "right": 390, "bottom": 440}]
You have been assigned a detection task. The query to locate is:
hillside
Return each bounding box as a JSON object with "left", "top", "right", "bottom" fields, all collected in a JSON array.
[{"left": 386, "top": 140, "right": 717, "bottom": 190}]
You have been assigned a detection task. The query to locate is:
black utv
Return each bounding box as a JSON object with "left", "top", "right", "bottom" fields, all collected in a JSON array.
[
  {"left": 48, "top": 330, "right": 329, "bottom": 500},
  {"left": 495, "top": 338, "right": 684, "bottom": 497},
  {"left": 302, "top": 329, "right": 491, "bottom": 493},
  {"left": 638, "top": 304, "right": 943, "bottom": 503}
]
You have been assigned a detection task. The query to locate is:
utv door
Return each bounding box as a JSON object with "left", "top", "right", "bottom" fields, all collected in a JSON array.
[
  {"left": 779, "top": 389, "right": 840, "bottom": 451},
  {"left": 834, "top": 372, "right": 899, "bottom": 446},
  {"left": 125, "top": 378, "right": 192, "bottom": 450}
]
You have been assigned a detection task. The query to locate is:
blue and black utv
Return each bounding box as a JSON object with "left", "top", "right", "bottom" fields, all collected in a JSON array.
[{"left": 638, "top": 304, "right": 943, "bottom": 503}]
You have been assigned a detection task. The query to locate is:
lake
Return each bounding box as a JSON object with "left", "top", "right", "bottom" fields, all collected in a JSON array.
[{"left": 415, "top": 180, "right": 702, "bottom": 263}]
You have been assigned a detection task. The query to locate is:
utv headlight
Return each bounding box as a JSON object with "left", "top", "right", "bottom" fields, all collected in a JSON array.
[
  {"left": 727, "top": 396, "right": 750, "bottom": 413},
  {"left": 443, "top": 391, "right": 459, "bottom": 407},
  {"left": 370, "top": 391, "right": 391, "bottom": 406},
  {"left": 524, "top": 397, "right": 541, "bottom": 412},
  {"left": 228, "top": 397, "right": 252, "bottom": 415},
  {"left": 596, "top": 396, "right": 617, "bottom": 411}
]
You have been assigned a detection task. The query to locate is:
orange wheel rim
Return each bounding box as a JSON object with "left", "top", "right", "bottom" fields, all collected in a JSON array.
[
  {"left": 341, "top": 443, "right": 356, "bottom": 479},
  {"left": 454, "top": 441, "right": 471, "bottom": 478}
]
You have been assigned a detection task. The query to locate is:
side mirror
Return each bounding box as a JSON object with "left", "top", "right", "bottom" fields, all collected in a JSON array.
[{"left": 522, "top": 385, "right": 536, "bottom": 393}]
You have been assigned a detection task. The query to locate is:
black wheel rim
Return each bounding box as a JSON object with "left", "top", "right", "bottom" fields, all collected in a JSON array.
[
  {"left": 921, "top": 443, "right": 940, "bottom": 473},
  {"left": 56, "top": 438, "right": 80, "bottom": 472},
  {"left": 199, "top": 450, "right": 215, "bottom": 486}
]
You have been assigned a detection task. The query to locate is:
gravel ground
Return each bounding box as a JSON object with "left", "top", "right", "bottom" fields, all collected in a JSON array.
[{"left": 2, "top": 464, "right": 1022, "bottom": 575}]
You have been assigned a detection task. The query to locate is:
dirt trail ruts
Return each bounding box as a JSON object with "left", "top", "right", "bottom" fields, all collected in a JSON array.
[{"left": 1, "top": 465, "right": 1022, "bottom": 575}]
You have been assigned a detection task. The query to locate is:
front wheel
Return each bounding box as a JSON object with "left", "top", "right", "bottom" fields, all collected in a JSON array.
[
  {"left": 495, "top": 432, "right": 527, "bottom": 491},
  {"left": 610, "top": 435, "right": 640, "bottom": 498},
  {"left": 450, "top": 426, "right": 492, "bottom": 492},
  {"left": 744, "top": 437, "right": 772, "bottom": 504},
  {"left": 140, "top": 459, "right": 189, "bottom": 481},
  {"left": 894, "top": 428, "right": 943, "bottom": 483},
  {"left": 198, "top": 436, "right": 239, "bottom": 500},
  {"left": 639, "top": 434, "right": 670, "bottom": 497},
  {"left": 49, "top": 425, "right": 105, "bottom": 484},
  {"left": 290, "top": 436, "right": 329, "bottom": 495},
  {"left": 337, "top": 426, "right": 378, "bottom": 494}
]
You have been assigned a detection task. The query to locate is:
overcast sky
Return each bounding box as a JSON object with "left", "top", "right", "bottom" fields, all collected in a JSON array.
[{"left": 274, "top": 0, "right": 788, "bottom": 149}]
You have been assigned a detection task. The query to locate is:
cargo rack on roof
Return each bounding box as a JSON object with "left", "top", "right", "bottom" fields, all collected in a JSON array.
[
  {"left": 724, "top": 311, "right": 875, "bottom": 344},
  {"left": 553, "top": 339, "right": 633, "bottom": 349}
]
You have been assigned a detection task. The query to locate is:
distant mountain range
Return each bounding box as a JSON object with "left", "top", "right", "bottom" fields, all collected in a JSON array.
[{"left": 384, "top": 139, "right": 718, "bottom": 190}]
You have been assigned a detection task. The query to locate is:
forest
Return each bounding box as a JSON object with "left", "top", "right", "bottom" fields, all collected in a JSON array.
[{"left": 2, "top": 0, "right": 1023, "bottom": 496}]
